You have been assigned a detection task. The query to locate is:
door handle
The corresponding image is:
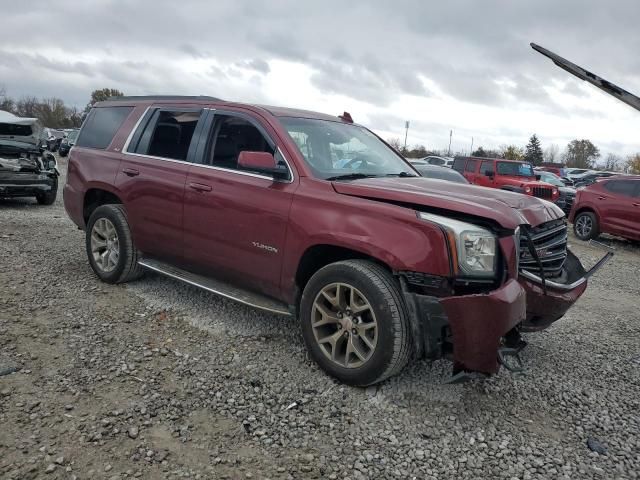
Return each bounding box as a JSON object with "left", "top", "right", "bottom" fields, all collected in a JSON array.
[
  {"left": 188, "top": 182, "right": 212, "bottom": 192},
  {"left": 633, "top": 203, "right": 640, "bottom": 207},
  {"left": 122, "top": 168, "right": 140, "bottom": 177},
  {"left": 597, "top": 196, "right": 606, "bottom": 200}
]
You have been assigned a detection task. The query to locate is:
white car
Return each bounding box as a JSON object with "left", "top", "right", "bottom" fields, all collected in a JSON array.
[
  {"left": 564, "top": 168, "right": 595, "bottom": 181},
  {"left": 417, "top": 155, "right": 455, "bottom": 167}
]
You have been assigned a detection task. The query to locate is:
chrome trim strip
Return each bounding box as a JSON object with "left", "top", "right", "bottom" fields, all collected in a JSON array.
[
  {"left": 122, "top": 106, "right": 151, "bottom": 153},
  {"left": 519, "top": 269, "right": 585, "bottom": 291},
  {"left": 138, "top": 259, "right": 292, "bottom": 316}
]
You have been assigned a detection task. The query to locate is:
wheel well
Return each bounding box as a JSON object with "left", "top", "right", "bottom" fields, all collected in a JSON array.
[
  {"left": 83, "top": 189, "right": 122, "bottom": 223},
  {"left": 295, "top": 245, "right": 388, "bottom": 292},
  {"left": 574, "top": 206, "right": 596, "bottom": 219}
]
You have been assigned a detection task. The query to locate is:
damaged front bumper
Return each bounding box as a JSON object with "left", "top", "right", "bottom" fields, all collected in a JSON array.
[{"left": 401, "top": 248, "right": 612, "bottom": 376}]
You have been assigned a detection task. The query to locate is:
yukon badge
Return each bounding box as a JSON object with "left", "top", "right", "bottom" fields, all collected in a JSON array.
[{"left": 252, "top": 242, "right": 278, "bottom": 254}]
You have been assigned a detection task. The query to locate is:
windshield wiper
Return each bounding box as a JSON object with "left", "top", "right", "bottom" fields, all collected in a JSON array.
[
  {"left": 386, "top": 171, "right": 418, "bottom": 178},
  {"left": 325, "top": 173, "right": 380, "bottom": 181}
]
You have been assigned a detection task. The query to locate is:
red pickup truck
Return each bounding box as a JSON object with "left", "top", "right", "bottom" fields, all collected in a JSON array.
[
  {"left": 453, "top": 157, "right": 560, "bottom": 203},
  {"left": 63, "top": 96, "right": 609, "bottom": 385}
]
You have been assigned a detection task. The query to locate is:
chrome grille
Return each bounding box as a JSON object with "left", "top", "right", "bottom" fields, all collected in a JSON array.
[
  {"left": 532, "top": 186, "right": 553, "bottom": 199},
  {"left": 519, "top": 220, "right": 568, "bottom": 278}
]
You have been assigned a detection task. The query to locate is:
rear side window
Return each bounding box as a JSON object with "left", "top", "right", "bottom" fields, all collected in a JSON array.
[
  {"left": 76, "top": 106, "right": 133, "bottom": 149},
  {"left": 479, "top": 160, "right": 494, "bottom": 174},
  {"left": 464, "top": 159, "right": 477, "bottom": 172},
  {"left": 128, "top": 109, "right": 202, "bottom": 161},
  {"left": 604, "top": 180, "right": 638, "bottom": 197},
  {"left": 452, "top": 157, "right": 466, "bottom": 173}
]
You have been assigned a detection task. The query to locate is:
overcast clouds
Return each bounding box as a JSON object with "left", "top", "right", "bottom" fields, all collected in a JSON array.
[{"left": 1, "top": 0, "right": 639, "bottom": 157}]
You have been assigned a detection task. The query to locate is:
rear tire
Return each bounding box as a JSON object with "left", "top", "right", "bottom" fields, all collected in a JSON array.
[
  {"left": 36, "top": 177, "right": 58, "bottom": 205},
  {"left": 299, "top": 260, "right": 412, "bottom": 386},
  {"left": 573, "top": 211, "right": 599, "bottom": 240},
  {"left": 86, "top": 204, "right": 144, "bottom": 284}
]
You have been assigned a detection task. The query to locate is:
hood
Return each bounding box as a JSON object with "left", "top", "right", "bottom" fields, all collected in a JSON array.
[{"left": 332, "top": 177, "right": 564, "bottom": 230}]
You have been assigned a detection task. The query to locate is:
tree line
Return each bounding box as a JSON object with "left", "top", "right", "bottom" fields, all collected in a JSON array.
[
  {"left": 389, "top": 133, "right": 640, "bottom": 174},
  {"left": 0, "top": 87, "right": 124, "bottom": 130}
]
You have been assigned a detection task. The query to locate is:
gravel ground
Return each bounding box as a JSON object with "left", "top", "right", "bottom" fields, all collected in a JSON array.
[{"left": 1, "top": 157, "right": 638, "bottom": 479}]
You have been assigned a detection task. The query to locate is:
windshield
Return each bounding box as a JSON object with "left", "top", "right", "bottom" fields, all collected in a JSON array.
[
  {"left": 538, "top": 171, "right": 564, "bottom": 187},
  {"left": 67, "top": 130, "right": 79, "bottom": 141},
  {"left": 279, "top": 117, "right": 416, "bottom": 180},
  {"left": 496, "top": 161, "right": 534, "bottom": 177}
]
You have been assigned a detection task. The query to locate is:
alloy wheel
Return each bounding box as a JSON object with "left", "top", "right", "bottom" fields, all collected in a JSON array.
[
  {"left": 90, "top": 218, "right": 120, "bottom": 272},
  {"left": 311, "top": 282, "right": 378, "bottom": 369},
  {"left": 575, "top": 215, "right": 592, "bottom": 238}
]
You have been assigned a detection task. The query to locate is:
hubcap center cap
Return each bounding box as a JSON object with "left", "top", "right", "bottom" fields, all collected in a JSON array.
[{"left": 340, "top": 316, "right": 354, "bottom": 331}]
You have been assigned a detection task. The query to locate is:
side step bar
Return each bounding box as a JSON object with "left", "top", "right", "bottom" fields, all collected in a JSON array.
[{"left": 138, "top": 258, "right": 292, "bottom": 316}]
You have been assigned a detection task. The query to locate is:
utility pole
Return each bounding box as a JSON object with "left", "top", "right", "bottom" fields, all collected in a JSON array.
[
  {"left": 470, "top": 137, "right": 474, "bottom": 156},
  {"left": 447, "top": 130, "right": 452, "bottom": 156},
  {"left": 403, "top": 121, "right": 410, "bottom": 153}
]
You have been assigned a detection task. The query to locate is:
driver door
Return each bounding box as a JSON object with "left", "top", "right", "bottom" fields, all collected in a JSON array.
[{"left": 182, "top": 110, "right": 298, "bottom": 299}]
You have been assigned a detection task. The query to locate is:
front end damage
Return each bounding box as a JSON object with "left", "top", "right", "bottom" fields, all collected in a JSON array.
[
  {"left": 399, "top": 219, "right": 612, "bottom": 380},
  {"left": 0, "top": 144, "right": 58, "bottom": 198}
]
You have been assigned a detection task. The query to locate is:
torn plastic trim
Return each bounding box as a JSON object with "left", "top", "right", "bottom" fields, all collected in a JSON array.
[{"left": 519, "top": 248, "right": 613, "bottom": 290}]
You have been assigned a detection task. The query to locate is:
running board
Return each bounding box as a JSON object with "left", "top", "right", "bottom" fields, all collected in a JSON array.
[{"left": 137, "top": 258, "right": 292, "bottom": 316}]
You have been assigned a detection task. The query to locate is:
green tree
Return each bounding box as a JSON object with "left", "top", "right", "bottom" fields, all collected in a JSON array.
[
  {"left": 85, "top": 88, "right": 125, "bottom": 112},
  {"left": 563, "top": 139, "right": 600, "bottom": 168},
  {"left": 472, "top": 147, "right": 488, "bottom": 157},
  {"left": 524, "top": 134, "right": 543, "bottom": 166},
  {"left": 502, "top": 145, "right": 524, "bottom": 160}
]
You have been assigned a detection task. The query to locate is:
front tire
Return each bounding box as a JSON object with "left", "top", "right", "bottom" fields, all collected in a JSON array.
[
  {"left": 86, "top": 204, "right": 144, "bottom": 284},
  {"left": 299, "top": 260, "right": 411, "bottom": 386},
  {"left": 573, "top": 211, "right": 599, "bottom": 240}
]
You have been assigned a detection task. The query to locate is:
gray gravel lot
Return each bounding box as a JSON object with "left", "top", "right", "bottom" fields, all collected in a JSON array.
[{"left": 1, "top": 157, "right": 638, "bottom": 479}]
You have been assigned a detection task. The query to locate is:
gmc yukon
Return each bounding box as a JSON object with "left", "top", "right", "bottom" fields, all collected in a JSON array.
[{"left": 63, "top": 96, "right": 610, "bottom": 385}]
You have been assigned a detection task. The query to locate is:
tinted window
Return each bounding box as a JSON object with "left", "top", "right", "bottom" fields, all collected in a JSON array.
[
  {"left": 136, "top": 110, "right": 201, "bottom": 161},
  {"left": 464, "top": 159, "right": 477, "bottom": 172},
  {"left": 206, "top": 114, "right": 275, "bottom": 172},
  {"left": 604, "top": 180, "right": 638, "bottom": 197},
  {"left": 76, "top": 107, "right": 132, "bottom": 149},
  {"left": 452, "top": 157, "right": 466, "bottom": 173},
  {"left": 479, "top": 160, "right": 494, "bottom": 175},
  {"left": 496, "top": 162, "right": 534, "bottom": 177},
  {"left": 0, "top": 123, "right": 33, "bottom": 136}
]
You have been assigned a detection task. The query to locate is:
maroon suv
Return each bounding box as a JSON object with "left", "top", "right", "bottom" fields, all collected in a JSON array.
[{"left": 64, "top": 96, "right": 609, "bottom": 385}]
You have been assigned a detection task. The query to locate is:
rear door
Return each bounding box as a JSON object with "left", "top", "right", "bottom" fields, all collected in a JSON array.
[
  {"left": 599, "top": 179, "right": 640, "bottom": 239},
  {"left": 463, "top": 158, "right": 479, "bottom": 184},
  {"left": 116, "top": 106, "right": 207, "bottom": 264},
  {"left": 182, "top": 109, "right": 297, "bottom": 300}
]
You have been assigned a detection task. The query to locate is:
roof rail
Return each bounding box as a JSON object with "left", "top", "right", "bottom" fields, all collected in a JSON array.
[{"left": 107, "top": 95, "right": 224, "bottom": 102}]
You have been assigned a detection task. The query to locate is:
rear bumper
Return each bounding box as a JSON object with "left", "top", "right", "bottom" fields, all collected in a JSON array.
[{"left": 0, "top": 173, "right": 57, "bottom": 197}]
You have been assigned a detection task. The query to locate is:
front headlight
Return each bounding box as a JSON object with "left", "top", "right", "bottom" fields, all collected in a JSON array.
[{"left": 418, "top": 212, "right": 497, "bottom": 277}]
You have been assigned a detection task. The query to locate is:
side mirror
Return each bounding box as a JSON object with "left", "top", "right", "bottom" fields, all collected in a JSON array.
[
  {"left": 484, "top": 170, "right": 494, "bottom": 177},
  {"left": 237, "top": 151, "right": 289, "bottom": 179}
]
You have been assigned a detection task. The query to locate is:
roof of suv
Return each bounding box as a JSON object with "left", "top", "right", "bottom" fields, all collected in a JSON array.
[{"left": 98, "top": 96, "right": 346, "bottom": 122}]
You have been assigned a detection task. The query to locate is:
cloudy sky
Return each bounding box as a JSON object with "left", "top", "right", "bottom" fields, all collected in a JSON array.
[{"left": 2, "top": 0, "right": 639, "bottom": 159}]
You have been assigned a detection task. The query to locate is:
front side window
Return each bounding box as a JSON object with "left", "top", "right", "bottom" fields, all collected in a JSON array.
[
  {"left": 496, "top": 161, "right": 534, "bottom": 177},
  {"left": 76, "top": 106, "right": 133, "bottom": 149},
  {"left": 604, "top": 180, "right": 638, "bottom": 197},
  {"left": 206, "top": 114, "right": 275, "bottom": 172},
  {"left": 279, "top": 117, "right": 415, "bottom": 179}
]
